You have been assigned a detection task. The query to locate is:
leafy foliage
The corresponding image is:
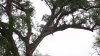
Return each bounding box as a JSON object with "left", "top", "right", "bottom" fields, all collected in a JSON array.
[
  {"left": 93, "top": 29, "right": 100, "bottom": 55},
  {"left": 0, "top": 0, "right": 34, "bottom": 56},
  {"left": 1, "top": 0, "right": 100, "bottom": 56}
]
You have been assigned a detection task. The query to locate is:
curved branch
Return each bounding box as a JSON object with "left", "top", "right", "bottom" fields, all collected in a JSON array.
[{"left": 55, "top": 8, "right": 77, "bottom": 27}]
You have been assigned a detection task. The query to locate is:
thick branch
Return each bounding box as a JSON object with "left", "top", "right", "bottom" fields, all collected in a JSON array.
[
  {"left": 26, "top": 34, "right": 44, "bottom": 56},
  {"left": 44, "top": 24, "right": 95, "bottom": 36},
  {"left": 56, "top": 24, "right": 92, "bottom": 31},
  {"left": 26, "top": 23, "right": 97, "bottom": 55}
]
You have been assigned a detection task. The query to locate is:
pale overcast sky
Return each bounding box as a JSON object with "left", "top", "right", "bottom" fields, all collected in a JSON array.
[{"left": 32, "top": 0, "right": 98, "bottom": 56}]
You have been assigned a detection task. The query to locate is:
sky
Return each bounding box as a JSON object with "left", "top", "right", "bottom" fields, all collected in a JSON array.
[{"left": 32, "top": 0, "right": 98, "bottom": 56}]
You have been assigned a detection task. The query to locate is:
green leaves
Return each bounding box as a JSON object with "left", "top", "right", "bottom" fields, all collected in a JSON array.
[
  {"left": 0, "top": 0, "right": 35, "bottom": 55},
  {"left": 0, "top": 36, "right": 8, "bottom": 49},
  {"left": 42, "top": 14, "right": 50, "bottom": 22},
  {"left": 91, "top": 9, "right": 100, "bottom": 23}
]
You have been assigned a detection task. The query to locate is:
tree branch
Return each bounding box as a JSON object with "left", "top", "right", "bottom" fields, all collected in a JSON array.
[
  {"left": 13, "top": 29, "right": 26, "bottom": 41},
  {"left": 11, "top": 0, "right": 25, "bottom": 11},
  {"left": 55, "top": 8, "right": 77, "bottom": 27}
]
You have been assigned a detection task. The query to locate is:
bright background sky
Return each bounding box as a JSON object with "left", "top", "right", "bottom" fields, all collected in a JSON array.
[{"left": 32, "top": 0, "right": 98, "bottom": 56}]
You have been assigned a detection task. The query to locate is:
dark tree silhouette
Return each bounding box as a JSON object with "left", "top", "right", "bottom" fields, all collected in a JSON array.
[{"left": 0, "top": 0, "right": 100, "bottom": 56}]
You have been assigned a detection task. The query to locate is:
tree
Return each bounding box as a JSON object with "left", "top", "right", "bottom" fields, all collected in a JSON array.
[
  {"left": 93, "top": 29, "right": 100, "bottom": 55},
  {"left": 0, "top": 0, "right": 34, "bottom": 56},
  {"left": 1, "top": 0, "right": 100, "bottom": 56}
]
